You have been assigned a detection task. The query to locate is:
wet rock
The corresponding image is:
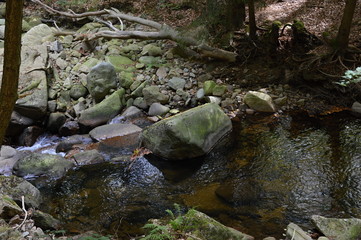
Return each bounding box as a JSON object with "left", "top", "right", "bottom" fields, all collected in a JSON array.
[
  {"left": 244, "top": 91, "right": 276, "bottom": 113},
  {"left": 8, "top": 111, "right": 34, "bottom": 136},
  {"left": 168, "top": 77, "right": 186, "bottom": 90},
  {"left": 286, "top": 223, "right": 312, "bottom": 240},
  {"left": 142, "top": 86, "right": 169, "bottom": 105},
  {"left": 311, "top": 215, "right": 361, "bottom": 240},
  {"left": 59, "top": 121, "right": 80, "bottom": 136},
  {"left": 148, "top": 103, "right": 170, "bottom": 116},
  {"left": 32, "top": 210, "right": 61, "bottom": 230},
  {"left": 141, "top": 103, "right": 232, "bottom": 160},
  {"left": 47, "top": 112, "right": 66, "bottom": 134},
  {"left": 78, "top": 89, "right": 125, "bottom": 128},
  {"left": 18, "top": 126, "right": 44, "bottom": 147},
  {"left": 13, "top": 153, "right": 74, "bottom": 179},
  {"left": 203, "top": 80, "right": 216, "bottom": 96},
  {"left": 69, "top": 84, "right": 88, "bottom": 100},
  {"left": 72, "top": 149, "right": 104, "bottom": 165},
  {"left": 86, "top": 62, "right": 118, "bottom": 103},
  {"left": 56, "top": 134, "right": 93, "bottom": 153},
  {"left": 351, "top": 101, "right": 361, "bottom": 117},
  {"left": 0, "top": 175, "right": 42, "bottom": 208},
  {"left": 89, "top": 123, "right": 142, "bottom": 141}
]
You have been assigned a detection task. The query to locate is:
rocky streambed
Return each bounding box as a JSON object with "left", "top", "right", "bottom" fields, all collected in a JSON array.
[{"left": 1, "top": 13, "right": 361, "bottom": 240}]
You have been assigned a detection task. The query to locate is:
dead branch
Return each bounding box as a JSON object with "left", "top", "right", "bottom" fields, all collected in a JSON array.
[{"left": 31, "top": 0, "right": 237, "bottom": 62}]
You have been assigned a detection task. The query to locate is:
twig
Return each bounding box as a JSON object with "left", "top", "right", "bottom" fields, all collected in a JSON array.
[{"left": 15, "top": 196, "right": 28, "bottom": 230}]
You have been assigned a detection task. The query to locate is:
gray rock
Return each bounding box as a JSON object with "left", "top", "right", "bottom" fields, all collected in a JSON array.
[
  {"left": 244, "top": 91, "right": 276, "bottom": 113},
  {"left": 0, "top": 175, "right": 42, "bottom": 208},
  {"left": 311, "top": 215, "right": 361, "bottom": 240},
  {"left": 133, "top": 97, "right": 148, "bottom": 109},
  {"left": 156, "top": 67, "right": 168, "bottom": 79},
  {"left": 13, "top": 153, "right": 74, "bottom": 179},
  {"left": 120, "top": 106, "right": 145, "bottom": 120},
  {"left": 351, "top": 101, "right": 361, "bottom": 117},
  {"left": 142, "top": 86, "right": 169, "bottom": 105},
  {"left": 72, "top": 149, "right": 105, "bottom": 165},
  {"left": 196, "top": 88, "right": 205, "bottom": 100},
  {"left": 286, "top": 223, "right": 312, "bottom": 240},
  {"left": 86, "top": 62, "right": 118, "bottom": 103},
  {"left": 22, "top": 24, "right": 54, "bottom": 45},
  {"left": 33, "top": 210, "right": 61, "bottom": 230},
  {"left": 0, "top": 25, "right": 4, "bottom": 39},
  {"left": 139, "top": 56, "right": 161, "bottom": 65},
  {"left": 0, "top": 146, "right": 20, "bottom": 176},
  {"left": 59, "top": 121, "right": 80, "bottom": 136},
  {"left": 47, "top": 112, "right": 66, "bottom": 133},
  {"left": 89, "top": 123, "right": 142, "bottom": 141},
  {"left": 168, "top": 77, "right": 186, "bottom": 90},
  {"left": 69, "top": 84, "right": 88, "bottom": 100},
  {"left": 141, "top": 103, "right": 232, "bottom": 160},
  {"left": 148, "top": 103, "right": 170, "bottom": 116},
  {"left": 78, "top": 89, "right": 125, "bottom": 128}
]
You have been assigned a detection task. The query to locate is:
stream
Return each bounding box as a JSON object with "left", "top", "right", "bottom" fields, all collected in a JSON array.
[{"left": 23, "top": 111, "right": 361, "bottom": 239}]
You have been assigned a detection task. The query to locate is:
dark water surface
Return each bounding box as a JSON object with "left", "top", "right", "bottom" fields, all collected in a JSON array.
[{"left": 36, "top": 112, "right": 361, "bottom": 239}]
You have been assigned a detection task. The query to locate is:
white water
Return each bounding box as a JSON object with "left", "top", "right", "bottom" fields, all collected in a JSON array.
[{"left": 17, "top": 134, "right": 66, "bottom": 157}]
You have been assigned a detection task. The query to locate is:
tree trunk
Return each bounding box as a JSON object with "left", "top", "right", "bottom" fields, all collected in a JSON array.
[
  {"left": 335, "top": 0, "right": 357, "bottom": 52},
  {"left": 248, "top": 0, "right": 257, "bottom": 40},
  {"left": 0, "top": 0, "right": 24, "bottom": 148}
]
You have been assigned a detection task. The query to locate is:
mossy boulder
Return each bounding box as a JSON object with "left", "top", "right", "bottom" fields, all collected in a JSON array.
[
  {"left": 13, "top": 153, "right": 74, "bottom": 179},
  {"left": 311, "top": 215, "right": 361, "bottom": 240},
  {"left": 105, "top": 55, "right": 134, "bottom": 72},
  {"left": 0, "top": 175, "right": 42, "bottom": 208},
  {"left": 78, "top": 89, "right": 125, "bottom": 127},
  {"left": 140, "top": 103, "right": 232, "bottom": 160}
]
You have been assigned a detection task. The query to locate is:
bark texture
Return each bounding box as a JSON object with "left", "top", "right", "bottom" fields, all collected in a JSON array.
[
  {"left": 335, "top": 0, "right": 357, "bottom": 52},
  {"left": 0, "top": 0, "right": 24, "bottom": 147}
]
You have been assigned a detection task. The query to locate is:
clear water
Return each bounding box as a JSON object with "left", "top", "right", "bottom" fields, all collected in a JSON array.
[{"left": 35, "top": 112, "right": 361, "bottom": 239}]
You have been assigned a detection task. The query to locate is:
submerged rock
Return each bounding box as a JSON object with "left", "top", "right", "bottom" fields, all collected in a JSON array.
[{"left": 140, "top": 103, "right": 232, "bottom": 160}]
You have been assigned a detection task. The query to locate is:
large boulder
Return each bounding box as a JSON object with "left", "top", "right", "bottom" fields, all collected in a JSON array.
[
  {"left": 78, "top": 88, "right": 125, "bottom": 128},
  {"left": 311, "top": 215, "right": 361, "bottom": 240},
  {"left": 0, "top": 175, "right": 42, "bottom": 208},
  {"left": 142, "top": 85, "right": 169, "bottom": 105},
  {"left": 22, "top": 24, "right": 54, "bottom": 45},
  {"left": 12, "top": 153, "right": 74, "bottom": 179},
  {"left": 0, "top": 146, "right": 20, "bottom": 175},
  {"left": 86, "top": 62, "right": 118, "bottom": 103},
  {"left": 243, "top": 91, "right": 276, "bottom": 113},
  {"left": 140, "top": 103, "right": 232, "bottom": 160}
]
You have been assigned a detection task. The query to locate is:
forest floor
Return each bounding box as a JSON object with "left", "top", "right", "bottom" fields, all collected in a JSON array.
[{"left": 27, "top": 0, "right": 361, "bottom": 113}]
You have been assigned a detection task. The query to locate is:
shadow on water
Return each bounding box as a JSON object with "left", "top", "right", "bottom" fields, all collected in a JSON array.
[{"left": 37, "top": 111, "right": 361, "bottom": 239}]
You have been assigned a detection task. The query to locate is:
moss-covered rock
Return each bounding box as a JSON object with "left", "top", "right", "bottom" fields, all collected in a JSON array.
[
  {"left": 140, "top": 103, "right": 232, "bottom": 160},
  {"left": 13, "top": 153, "right": 74, "bottom": 179},
  {"left": 78, "top": 88, "right": 125, "bottom": 127}
]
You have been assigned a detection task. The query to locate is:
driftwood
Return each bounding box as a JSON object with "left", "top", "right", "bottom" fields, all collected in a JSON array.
[{"left": 31, "top": 0, "right": 237, "bottom": 62}]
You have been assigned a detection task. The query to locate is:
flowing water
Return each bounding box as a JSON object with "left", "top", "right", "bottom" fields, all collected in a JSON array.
[{"left": 30, "top": 112, "right": 361, "bottom": 239}]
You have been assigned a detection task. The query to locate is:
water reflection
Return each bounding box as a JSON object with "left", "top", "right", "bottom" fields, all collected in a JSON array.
[{"left": 38, "top": 112, "right": 361, "bottom": 239}]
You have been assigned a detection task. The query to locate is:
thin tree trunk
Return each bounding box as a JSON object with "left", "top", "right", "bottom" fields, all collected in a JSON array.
[
  {"left": 335, "top": 0, "right": 357, "bottom": 52},
  {"left": 248, "top": 0, "right": 257, "bottom": 40},
  {"left": 0, "top": 0, "right": 24, "bottom": 148}
]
